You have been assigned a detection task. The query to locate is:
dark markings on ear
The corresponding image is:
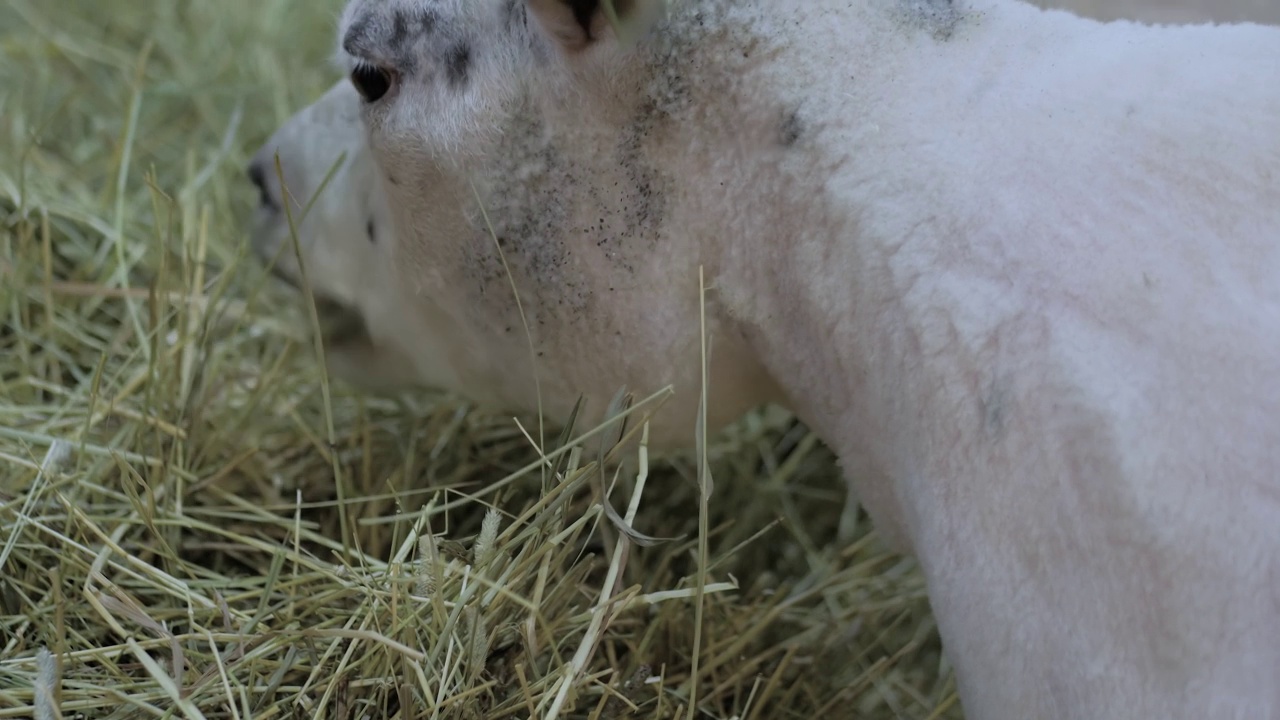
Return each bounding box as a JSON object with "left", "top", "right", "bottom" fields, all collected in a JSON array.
[
  {"left": 366, "top": 218, "right": 376, "bottom": 244},
  {"left": 446, "top": 43, "right": 472, "bottom": 88},
  {"left": 531, "top": 0, "right": 639, "bottom": 50},
  {"left": 565, "top": 0, "right": 599, "bottom": 40},
  {"left": 607, "top": 0, "right": 638, "bottom": 18}
]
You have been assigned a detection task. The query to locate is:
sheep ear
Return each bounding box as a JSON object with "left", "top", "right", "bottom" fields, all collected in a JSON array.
[{"left": 526, "top": 0, "right": 661, "bottom": 53}]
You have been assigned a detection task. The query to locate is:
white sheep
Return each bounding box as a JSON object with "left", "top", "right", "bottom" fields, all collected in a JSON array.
[{"left": 247, "top": 0, "right": 1280, "bottom": 717}]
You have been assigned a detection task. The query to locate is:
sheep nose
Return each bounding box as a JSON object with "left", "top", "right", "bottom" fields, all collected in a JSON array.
[{"left": 247, "top": 159, "right": 278, "bottom": 209}]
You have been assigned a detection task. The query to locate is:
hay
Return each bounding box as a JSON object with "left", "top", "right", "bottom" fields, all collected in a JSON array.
[{"left": 0, "top": 0, "right": 960, "bottom": 717}]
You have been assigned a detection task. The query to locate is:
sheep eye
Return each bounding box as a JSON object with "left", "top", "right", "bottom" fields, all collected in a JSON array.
[{"left": 351, "top": 63, "right": 395, "bottom": 103}]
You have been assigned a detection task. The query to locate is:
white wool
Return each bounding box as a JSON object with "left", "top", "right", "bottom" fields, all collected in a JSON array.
[{"left": 249, "top": 1, "right": 1280, "bottom": 717}]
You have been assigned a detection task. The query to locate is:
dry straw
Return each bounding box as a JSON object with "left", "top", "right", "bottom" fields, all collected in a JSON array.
[{"left": 0, "top": 0, "right": 958, "bottom": 717}]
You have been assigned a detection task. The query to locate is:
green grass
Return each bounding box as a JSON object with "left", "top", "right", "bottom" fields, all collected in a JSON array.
[{"left": 0, "top": 0, "right": 958, "bottom": 717}]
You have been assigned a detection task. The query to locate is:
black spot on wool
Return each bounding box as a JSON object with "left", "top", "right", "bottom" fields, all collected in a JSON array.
[{"left": 446, "top": 43, "right": 472, "bottom": 88}]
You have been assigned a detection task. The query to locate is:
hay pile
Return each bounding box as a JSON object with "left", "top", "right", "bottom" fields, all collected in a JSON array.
[{"left": 0, "top": 0, "right": 959, "bottom": 717}]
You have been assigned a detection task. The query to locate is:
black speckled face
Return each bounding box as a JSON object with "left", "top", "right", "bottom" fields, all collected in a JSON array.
[
  {"left": 337, "top": 2, "right": 573, "bottom": 331},
  {"left": 337, "top": 0, "right": 529, "bottom": 145},
  {"left": 318, "top": 0, "right": 782, "bottom": 448}
]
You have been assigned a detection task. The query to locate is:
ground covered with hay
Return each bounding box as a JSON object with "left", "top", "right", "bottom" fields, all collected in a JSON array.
[{"left": 0, "top": 1, "right": 959, "bottom": 717}]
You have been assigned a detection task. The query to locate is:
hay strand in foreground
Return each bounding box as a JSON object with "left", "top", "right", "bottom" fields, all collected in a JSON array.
[{"left": 0, "top": 0, "right": 958, "bottom": 717}]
